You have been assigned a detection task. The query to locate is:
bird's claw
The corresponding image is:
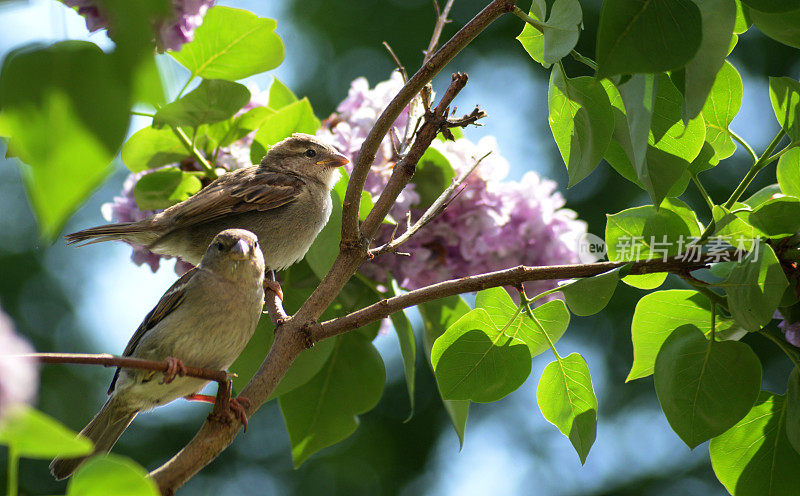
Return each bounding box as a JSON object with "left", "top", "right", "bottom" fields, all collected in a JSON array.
[
  {"left": 161, "top": 357, "right": 187, "bottom": 384},
  {"left": 263, "top": 279, "right": 284, "bottom": 301},
  {"left": 229, "top": 396, "right": 251, "bottom": 432}
]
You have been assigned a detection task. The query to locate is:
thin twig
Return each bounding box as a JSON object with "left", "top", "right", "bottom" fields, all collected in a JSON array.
[
  {"left": 425, "top": 0, "right": 456, "bottom": 63},
  {"left": 18, "top": 353, "right": 231, "bottom": 383},
  {"left": 341, "top": 0, "right": 517, "bottom": 247},
  {"left": 370, "top": 151, "right": 490, "bottom": 256},
  {"left": 382, "top": 42, "right": 408, "bottom": 82}
]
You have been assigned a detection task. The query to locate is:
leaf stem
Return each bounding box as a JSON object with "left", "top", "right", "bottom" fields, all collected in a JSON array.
[
  {"left": 710, "top": 302, "right": 716, "bottom": 342},
  {"left": 7, "top": 446, "right": 18, "bottom": 496},
  {"left": 172, "top": 126, "right": 217, "bottom": 179},
  {"left": 696, "top": 129, "right": 787, "bottom": 244},
  {"left": 765, "top": 142, "right": 797, "bottom": 165},
  {"left": 723, "top": 129, "right": 786, "bottom": 209},
  {"left": 131, "top": 110, "right": 155, "bottom": 118},
  {"left": 512, "top": 6, "right": 546, "bottom": 31},
  {"left": 690, "top": 173, "right": 715, "bottom": 213},
  {"left": 177, "top": 77, "right": 193, "bottom": 99},
  {"left": 522, "top": 299, "right": 561, "bottom": 361},
  {"left": 728, "top": 129, "right": 757, "bottom": 164}
]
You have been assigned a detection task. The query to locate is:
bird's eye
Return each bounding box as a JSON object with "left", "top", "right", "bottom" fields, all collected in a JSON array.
[
  {"left": 304, "top": 149, "right": 317, "bottom": 158},
  {"left": 216, "top": 242, "right": 224, "bottom": 251}
]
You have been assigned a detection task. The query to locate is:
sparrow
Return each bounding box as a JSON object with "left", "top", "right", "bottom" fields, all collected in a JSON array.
[
  {"left": 50, "top": 229, "right": 266, "bottom": 480},
  {"left": 66, "top": 133, "right": 349, "bottom": 278}
]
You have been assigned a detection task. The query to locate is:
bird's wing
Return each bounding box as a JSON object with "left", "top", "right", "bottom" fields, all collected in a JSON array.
[
  {"left": 107, "top": 268, "right": 196, "bottom": 394},
  {"left": 162, "top": 168, "right": 305, "bottom": 229}
]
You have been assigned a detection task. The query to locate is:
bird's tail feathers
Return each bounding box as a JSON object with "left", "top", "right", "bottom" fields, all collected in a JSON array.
[
  {"left": 65, "top": 221, "right": 158, "bottom": 247},
  {"left": 49, "top": 398, "right": 137, "bottom": 480}
]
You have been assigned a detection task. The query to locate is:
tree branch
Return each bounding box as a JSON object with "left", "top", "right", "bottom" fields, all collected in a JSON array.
[
  {"left": 149, "top": 2, "right": 518, "bottom": 492},
  {"left": 313, "top": 255, "right": 716, "bottom": 341},
  {"left": 19, "top": 353, "right": 231, "bottom": 384},
  {"left": 424, "top": 0, "right": 456, "bottom": 63}
]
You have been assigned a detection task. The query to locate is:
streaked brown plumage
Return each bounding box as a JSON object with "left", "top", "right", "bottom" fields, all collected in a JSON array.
[
  {"left": 50, "top": 229, "right": 266, "bottom": 480},
  {"left": 66, "top": 133, "right": 348, "bottom": 270}
]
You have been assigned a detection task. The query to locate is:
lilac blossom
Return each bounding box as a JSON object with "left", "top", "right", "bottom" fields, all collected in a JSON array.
[
  {"left": 106, "top": 73, "right": 588, "bottom": 300},
  {"left": 61, "top": 0, "right": 214, "bottom": 52},
  {"left": 319, "top": 72, "right": 587, "bottom": 297},
  {"left": 0, "top": 304, "right": 38, "bottom": 420}
]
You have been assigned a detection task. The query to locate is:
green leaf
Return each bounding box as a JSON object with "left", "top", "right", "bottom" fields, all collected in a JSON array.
[
  {"left": 688, "top": 142, "right": 720, "bottom": 175},
  {"left": 153, "top": 79, "right": 250, "bottom": 129},
  {"left": 769, "top": 77, "right": 800, "bottom": 143},
  {"left": 723, "top": 242, "right": 789, "bottom": 331},
  {"left": 654, "top": 324, "right": 761, "bottom": 448},
  {"left": 268, "top": 78, "right": 298, "bottom": 109},
  {"left": 0, "top": 406, "right": 93, "bottom": 459},
  {"left": 537, "top": 353, "right": 597, "bottom": 464},
  {"left": 606, "top": 75, "right": 704, "bottom": 206},
  {"left": 596, "top": 0, "right": 702, "bottom": 78},
  {"left": 476, "top": 287, "right": 569, "bottom": 357},
  {"left": 539, "top": 0, "right": 582, "bottom": 64},
  {"left": 548, "top": 71, "right": 614, "bottom": 187},
  {"left": 419, "top": 296, "right": 471, "bottom": 446},
  {"left": 516, "top": 0, "right": 547, "bottom": 66},
  {"left": 741, "top": 0, "right": 800, "bottom": 13},
  {"left": 605, "top": 198, "right": 702, "bottom": 262},
  {"left": 250, "top": 98, "right": 320, "bottom": 164},
  {"left": 413, "top": 147, "right": 455, "bottom": 208},
  {"left": 787, "top": 368, "right": 800, "bottom": 455},
  {"left": 712, "top": 205, "right": 757, "bottom": 251},
  {"left": 560, "top": 266, "right": 625, "bottom": 316},
  {"left": 777, "top": 147, "right": 800, "bottom": 196},
  {"left": 710, "top": 392, "right": 800, "bottom": 496},
  {"left": 201, "top": 106, "right": 275, "bottom": 151},
  {"left": 279, "top": 333, "right": 385, "bottom": 467},
  {"left": 517, "top": 0, "right": 583, "bottom": 67},
  {"left": 132, "top": 167, "right": 201, "bottom": 210},
  {"left": 431, "top": 308, "right": 532, "bottom": 403},
  {"left": 170, "top": 6, "right": 284, "bottom": 80},
  {"left": 701, "top": 62, "right": 743, "bottom": 161},
  {"left": 67, "top": 454, "right": 159, "bottom": 496},
  {"left": 682, "top": 0, "right": 737, "bottom": 120},
  {"left": 628, "top": 290, "right": 742, "bottom": 381},
  {"left": 121, "top": 126, "right": 188, "bottom": 172},
  {"left": 734, "top": 0, "right": 754, "bottom": 33},
  {"left": 271, "top": 337, "right": 336, "bottom": 399},
  {"left": 0, "top": 41, "right": 130, "bottom": 239},
  {"left": 622, "top": 273, "right": 668, "bottom": 290},
  {"left": 389, "top": 279, "right": 416, "bottom": 419},
  {"left": 749, "top": 196, "right": 800, "bottom": 237},
  {"left": 744, "top": 183, "right": 782, "bottom": 207},
  {"left": 751, "top": 8, "right": 800, "bottom": 49}
]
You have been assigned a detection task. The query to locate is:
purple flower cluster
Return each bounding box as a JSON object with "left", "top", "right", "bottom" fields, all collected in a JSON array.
[
  {"left": 61, "top": 0, "right": 214, "bottom": 52},
  {"left": 0, "top": 304, "right": 38, "bottom": 420},
  {"left": 105, "top": 73, "right": 587, "bottom": 300},
  {"left": 320, "top": 72, "right": 587, "bottom": 296}
]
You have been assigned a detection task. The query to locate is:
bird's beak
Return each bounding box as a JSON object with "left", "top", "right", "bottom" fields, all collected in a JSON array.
[
  {"left": 229, "top": 239, "right": 251, "bottom": 261},
  {"left": 316, "top": 152, "right": 350, "bottom": 168}
]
